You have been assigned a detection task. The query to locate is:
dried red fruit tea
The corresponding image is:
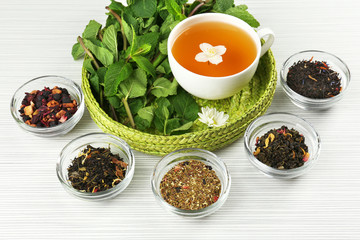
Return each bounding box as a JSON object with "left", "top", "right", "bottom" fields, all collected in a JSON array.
[{"left": 19, "top": 86, "right": 78, "bottom": 128}]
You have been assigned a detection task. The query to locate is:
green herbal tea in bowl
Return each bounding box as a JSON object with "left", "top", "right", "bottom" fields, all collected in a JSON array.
[{"left": 172, "top": 21, "right": 257, "bottom": 77}]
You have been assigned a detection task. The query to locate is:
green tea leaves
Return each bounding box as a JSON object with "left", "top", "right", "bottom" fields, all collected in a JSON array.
[
  {"left": 165, "top": 0, "right": 186, "bottom": 21},
  {"left": 132, "top": 44, "right": 151, "bottom": 57},
  {"left": 104, "top": 60, "right": 133, "bottom": 96},
  {"left": 138, "top": 106, "right": 154, "bottom": 122},
  {"left": 82, "top": 20, "right": 102, "bottom": 41},
  {"left": 151, "top": 78, "right": 178, "bottom": 98},
  {"left": 171, "top": 89, "right": 199, "bottom": 122},
  {"left": 102, "top": 25, "right": 118, "bottom": 61},
  {"left": 71, "top": 43, "right": 84, "bottom": 60},
  {"left": 160, "top": 15, "right": 180, "bottom": 39},
  {"left": 119, "top": 68, "right": 147, "bottom": 99},
  {"left": 159, "top": 39, "right": 168, "bottom": 55},
  {"left": 130, "top": 0, "right": 157, "bottom": 18},
  {"left": 213, "top": 0, "right": 234, "bottom": 12},
  {"left": 132, "top": 56, "right": 156, "bottom": 77},
  {"left": 225, "top": 5, "right": 260, "bottom": 28},
  {"left": 83, "top": 39, "right": 114, "bottom": 67}
]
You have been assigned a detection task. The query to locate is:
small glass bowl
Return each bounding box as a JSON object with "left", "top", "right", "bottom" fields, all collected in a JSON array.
[
  {"left": 10, "top": 75, "right": 84, "bottom": 137},
  {"left": 151, "top": 148, "right": 231, "bottom": 218},
  {"left": 280, "top": 50, "right": 350, "bottom": 110},
  {"left": 56, "top": 132, "right": 135, "bottom": 201},
  {"left": 244, "top": 113, "right": 321, "bottom": 179}
]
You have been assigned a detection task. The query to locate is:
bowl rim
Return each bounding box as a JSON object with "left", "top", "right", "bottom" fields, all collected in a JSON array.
[
  {"left": 280, "top": 50, "right": 351, "bottom": 104},
  {"left": 56, "top": 132, "right": 135, "bottom": 199},
  {"left": 150, "top": 147, "right": 231, "bottom": 216},
  {"left": 244, "top": 112, "right": 321, "bottom": 177},
  {"left": 10, "top": 75, "right": 85, "bottom": 133}
]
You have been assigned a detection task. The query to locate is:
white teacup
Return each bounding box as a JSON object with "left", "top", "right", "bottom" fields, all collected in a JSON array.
[{"left": 168, "top": 13, "right": 275, "bottom": 100}]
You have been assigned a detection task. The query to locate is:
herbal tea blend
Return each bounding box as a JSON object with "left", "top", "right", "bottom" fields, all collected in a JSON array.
[
  {"left": 286, "top": 58, "right": 342, "bottom": 99},
  {"left": 253, "top": 126, "right": 309, "bottom": 170},
  {"left": 19, "top": 86, "right": 78, "bottom": 127},
  {"left": 67, "top": 145, "right": 128, "bottom": 193},
  {"left": 160, "top": 160, "right": 221, "bottom": 210}
]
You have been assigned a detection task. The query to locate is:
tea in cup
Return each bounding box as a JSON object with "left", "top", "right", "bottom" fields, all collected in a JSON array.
[{"left": 168, "top": 13, "right": 275, "bottom": 100}]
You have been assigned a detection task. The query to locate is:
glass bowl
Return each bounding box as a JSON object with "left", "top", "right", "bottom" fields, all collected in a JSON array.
[
  {"left": 56, "top": 132, "right": 135, "bottom": 201},
  {"left": 280, "top": 50, "right": 350, "bottom": 110},
  {"left": 151, "top": 148, "right": 231, "bottom": 218},
  {"left": 244, "top": 113, "right": 321, "bottom": 179},
  {"left": 10, "top": 75, "right": 84, "bottom": 137}
]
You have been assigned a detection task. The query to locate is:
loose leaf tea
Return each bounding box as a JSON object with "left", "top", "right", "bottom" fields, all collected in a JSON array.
[
  {"left": 160, "top": 160, "right": 221, "bottom": 210},
  {"left": 19, "top": 86, "right": 78, "bottom": 127},
  {"left": 286, "top": 58, "right": 342, "bottom": 99},
  {"left": 67, "top": 145, "right": 128, "bottom": 193},
  {"left": 254, "top": 126, "right": 309, "bottom": 170},
  {"left": 72, "top": 0, "right": 260, "bottom": 135}
]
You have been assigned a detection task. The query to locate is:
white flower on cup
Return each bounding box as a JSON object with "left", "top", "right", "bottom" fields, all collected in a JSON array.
[
  {"left": 195, "top": 43, "right": 227, "bottom": 65},
  {"left": 198, "top": 107, "right": 229, "bottom": 127}
]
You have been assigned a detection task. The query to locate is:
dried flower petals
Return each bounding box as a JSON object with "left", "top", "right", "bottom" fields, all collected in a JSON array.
[{"left": 19, "top": 86, "right": 78, "bottom": 128}]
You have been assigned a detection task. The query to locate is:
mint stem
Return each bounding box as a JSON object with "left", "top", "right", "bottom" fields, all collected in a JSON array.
[
  {"left": 110, "top": 104, "right": 119, "bottom": 122},
  {"left": 152, "top": 53, "right": 166, "bottom": 68},
  {"left": 122, "top": 98, "right": 135, "bottom": 128},
  {"left": 188, "top": 2, "right": 205, "bottom": 17},
  {"left": 77, "top": 36, "right": 104, "bottom": 108},
  {"left": 106, "top": 6, "right": 127, "bottom": 51},
  {"left": 77, "top": 36, "right": 100, "bottom": 70}
]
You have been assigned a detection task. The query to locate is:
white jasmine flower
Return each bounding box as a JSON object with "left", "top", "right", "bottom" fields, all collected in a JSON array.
[
  {"left": 198, "top": 107, "right": 229, "bottom": 127},
  {"left": 195, "top": 43, "right": 227, "bottom": 65}
]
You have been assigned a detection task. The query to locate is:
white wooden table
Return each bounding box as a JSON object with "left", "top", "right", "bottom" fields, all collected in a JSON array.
[{"left": 1, "top": 0, "right": 359, "bottom": 239}]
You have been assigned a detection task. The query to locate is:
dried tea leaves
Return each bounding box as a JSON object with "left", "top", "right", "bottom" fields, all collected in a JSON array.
[
  {"left": 254, "top": 126, "right": 309, "bottom": 170},
  {"left": 160, "top": 160, "right": 221, "bottom": 210},
  {"left": 67, "top": 145, "right": 128, "bottom": 193},
  {"left": 19, "top": 86, "right": 78, "bottom": 127},
  {"left": 286, "top": 58, "right": 342, "bottom": 99}
]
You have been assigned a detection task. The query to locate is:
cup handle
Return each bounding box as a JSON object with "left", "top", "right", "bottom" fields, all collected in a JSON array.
[{"left": 257, "top": 28, "right": 275, "bottom": 57}]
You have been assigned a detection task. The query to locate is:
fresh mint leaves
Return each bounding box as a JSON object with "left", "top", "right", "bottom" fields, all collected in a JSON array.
[{"left": 72, "top": 0, "right": 260, "bottom": 135}]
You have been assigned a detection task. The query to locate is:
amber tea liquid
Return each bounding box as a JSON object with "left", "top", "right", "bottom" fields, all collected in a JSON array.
[{"left": 172, "top": 21, "right": 257, "bottom": 77}]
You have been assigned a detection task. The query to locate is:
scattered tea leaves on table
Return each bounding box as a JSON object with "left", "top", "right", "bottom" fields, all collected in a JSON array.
[{"left": 72, "top": 0, "right": 260, "bottom": 135}]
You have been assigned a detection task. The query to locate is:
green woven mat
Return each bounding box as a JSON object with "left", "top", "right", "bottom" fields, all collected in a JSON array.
[{"left": 82, "top": 49, "right": 277, "bottom": 156}]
